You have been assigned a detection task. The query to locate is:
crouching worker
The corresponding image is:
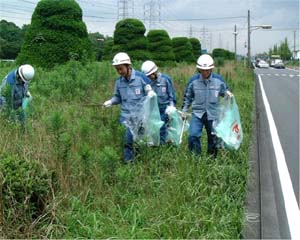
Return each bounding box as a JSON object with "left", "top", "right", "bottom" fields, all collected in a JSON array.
[
  {"left": 181, "top": 54, "right": 233, "bottom": 158},
  {"left": 0, "top": 64, "right": 34, "bottom": 128},
  {"left": 141, "top": 60, "right": 176, "bottom": 145},
  {"left": 103, "top": 52, "right": 154, "bottom": 164}
]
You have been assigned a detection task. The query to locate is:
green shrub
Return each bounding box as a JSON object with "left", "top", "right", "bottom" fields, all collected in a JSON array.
[
  {"left": 147, "top": 30, "right": 175, "bottom": 66},
  {"left": 17, "top": 0, "right": 93, "bottom": 69},
  {"left": 172, "top": 37, "right": 194, "bottom": 62},
  {"left": 212, "top": 48, "right": 235, "bottom": 60},
  {"left": 0, "top": 154, "right": 53, "bottom": 225},
  {"left": 189, "top": 38, "right": 201, "bottom": 60},
  {"left": 102, "top": 39, "right": 114, "bottom": 61},
  {"left": 113, "top": 18, "right": 150, "bottom": 60}
]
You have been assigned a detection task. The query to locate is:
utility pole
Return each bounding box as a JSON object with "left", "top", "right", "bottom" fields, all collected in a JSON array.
[
  {"left": 233, "top": 24, "right": 238, "bottom": 61},
  {"left": 118, "top": 0, "right": 134, "bottom": 20},
  {"left": 247, "top": 9, "right": 251, "bottom": 67},
  {"left": 293, "top": 30, "right": 296, "bottom": 60},
  {"left": 144, "top": 0, "right": 161, "bottom": 30},
  {"left": 189, "top": 25, "right": 193, "bottom": 38}
]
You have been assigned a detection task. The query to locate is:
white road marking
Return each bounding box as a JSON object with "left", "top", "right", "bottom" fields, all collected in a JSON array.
[{"left": 258, "top": 74, "right": 300, "bottom": 240}]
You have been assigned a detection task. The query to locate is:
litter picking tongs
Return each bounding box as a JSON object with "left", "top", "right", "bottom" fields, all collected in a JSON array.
[
  {"left": 179, "top": 118, "right": 186, "bottom": 144},
  {"left": 176, "top": 110, "right": 191, "bottom": 145}
]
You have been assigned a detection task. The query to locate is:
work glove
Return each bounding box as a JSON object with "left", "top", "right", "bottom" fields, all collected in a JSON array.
[
  {"left": 148, "top": 90, "right": 156, "bottom": 98},
  {"left": 226, "top": 90, "right": 234, "bottom": 98},
  {"left": 181, "top": 111, "right": 187, "bottom": 120},
  {"left": 103, "top": 99, "right": 112, "bottom": 108},
  {"left": 144, "top": 84, "right": 152, "bottom": 92},
  {"left": 165, "top": 105, "right": 176, "bottom": 115}
]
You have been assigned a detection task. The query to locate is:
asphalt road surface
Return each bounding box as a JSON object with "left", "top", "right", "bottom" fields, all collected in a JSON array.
[{"left": 255, "top": 67, "right": 299, "bottom": 205}]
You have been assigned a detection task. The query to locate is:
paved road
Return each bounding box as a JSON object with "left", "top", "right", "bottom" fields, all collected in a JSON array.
[{"left": 255, "top": 67, "right": 299, "bottom": 205}]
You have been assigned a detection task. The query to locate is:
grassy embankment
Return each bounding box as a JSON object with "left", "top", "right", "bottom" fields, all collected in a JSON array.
[{"left": 0, "top": 60, "right": 254, "bottom": 238}]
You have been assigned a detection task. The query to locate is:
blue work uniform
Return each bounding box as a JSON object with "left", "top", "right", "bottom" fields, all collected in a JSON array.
[
  {"left": 110, "top": 68, "right": 150, "bottom": 162},
  {"left": 182, "top": 72, "right": 227, "bottom": 156},
  {"left": 0, "top": 69, "right": 30, "bottom": 124},
  {"left": 149, "top": 72, "right": 176, "bottom": 144}
]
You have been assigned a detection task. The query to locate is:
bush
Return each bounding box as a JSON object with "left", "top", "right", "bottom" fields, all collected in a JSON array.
[
  {"left": 172, "top": 37, "right": 194, "bottom": 62},
  {"left": 0, "top": 154, "right": 53, "bottom": 228},
  {"left": 17, "top": 0, "right": 93, "bottom": 69},
  {"left": 212, "top": 48, "right": 235, "bottom": 60},
  {"left": 113, "top": 18, "right": 150, "bottom": 61},
  {"left": 102, "top": 39, "right": 114, "bottom": 61},
  {"left": 0, "top": 20, "right": 24, "bottom": 59},
  {"left": 147, "top": 30, "right": 175, "bottom": 66},
  {"left": 189, "top": 38, "right": 201, "bottom": 61}
]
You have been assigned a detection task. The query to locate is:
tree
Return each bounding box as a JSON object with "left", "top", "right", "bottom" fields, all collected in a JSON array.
[
  {"left": 269, "top": 38, "right": 292, "bottom": 60},
  {"left": 0, "top": 20, "right": 23, "bottom": 59},
  {"left": 17, "top": 0, "right": 93, "bottom": 68},
  {"left": 89, "top": 32, "right": 105, "bottom": 61},
  {"left": 279, "top": 38, "right": 292, "bottom": 60},
  {"left": 189, "top": 38, "right": 201, "bottom": 60},
  {"left": 102, "top": 39, "right": 114, "bottom": 61},
  {"left": 147, "top": 29, "right": 175, "bottom": 66},
  {"left": 112, "top": 18, "right": 150, "bottom": 61},
  {"left": 172, "top": 37, "right": 194, "bottom": 62}
]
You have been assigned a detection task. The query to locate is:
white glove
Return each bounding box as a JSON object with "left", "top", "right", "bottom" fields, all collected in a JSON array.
[
  {"left": 226, "top": 90, "right": 234, "bottom": 98},
  {"left": 26, "top": 91, "right": 33, "bottom": 101},
  {"left": 103, "top": 99, "right": 112, "bottom": 108},
  {"left": 144, "top": 84, "right": 152, "bottom": 92},
  {"left": 181, "top": 111, "right": 187, "bottom": 120},
  {"left": 148, "top": 90, "right": 156, "bottom": 98},
  {"left": 165, "top": 105, "right": 176, "bottom": 115}
]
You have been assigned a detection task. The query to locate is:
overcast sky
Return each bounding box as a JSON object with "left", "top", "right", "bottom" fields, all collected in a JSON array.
[{"left": 1, "top": 0, "right": 299, "bottom": 56}]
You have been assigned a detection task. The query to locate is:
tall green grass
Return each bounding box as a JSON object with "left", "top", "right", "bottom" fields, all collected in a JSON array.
[{"left": 0, "top": 60, "right": 254, "bottom": 238}]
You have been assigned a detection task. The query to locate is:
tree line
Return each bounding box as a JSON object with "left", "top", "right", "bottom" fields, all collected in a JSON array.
[{"left": 0, "top": 0, "right": 243, "bottom": 69}]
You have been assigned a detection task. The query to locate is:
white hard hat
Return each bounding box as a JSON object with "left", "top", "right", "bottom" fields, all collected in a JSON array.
[
  {"left": 18, "top": 64, "right": 35, "bottom": 83},
  {"left": 112, "top": 52, "right": 131, "bottom": 66},
  {"left": 196, "top": 54, "right": 214, "bottom": 70},
  {"left": 141, "top": 60, "right": 158, "bottom": 76}
]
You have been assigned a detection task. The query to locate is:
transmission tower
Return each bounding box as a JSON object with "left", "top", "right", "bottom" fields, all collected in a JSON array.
[
  {"left": 199, "top": 26, "right": 210, "bottom": 51},
  {"left": 118, "top": 0, "right": 134, "bottom": 20},
  {"left": 144, "top": 0, "right": 161, "bottom": 30},
  {"left": 189, "top": 25, "right": 193, "bottom": 38}
]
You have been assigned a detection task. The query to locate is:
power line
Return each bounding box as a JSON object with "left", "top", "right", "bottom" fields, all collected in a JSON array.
[
  {"left": 117, "top": 0, "right": 134, "bottom": 20},
  {"left": 161, "top": 16, "right": 246, "bottom": 21},
  {"left": 144, "top": 0, "right": 161, "bottom": 29}
]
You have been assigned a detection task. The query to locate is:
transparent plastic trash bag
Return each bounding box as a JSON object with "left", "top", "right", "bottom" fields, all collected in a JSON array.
[
  {"left": 124, "top": 95, "right": 164, "bottom": 146},
  {"left": 166, "top": 110, "right": 189, "bottom": 145},
  {"left": 214, "top": 96, "right": 243, "bottom": 150}
]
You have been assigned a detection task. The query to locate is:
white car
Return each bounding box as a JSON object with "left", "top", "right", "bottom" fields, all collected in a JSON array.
[
  {"left": 257, "top": 60, "right": 269, "bottom": 68},
  {"left": 273, "top": 59, "right": 285, "bottom": 69}
]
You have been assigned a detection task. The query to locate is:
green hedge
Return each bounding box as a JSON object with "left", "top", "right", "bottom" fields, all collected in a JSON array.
[
  {"left": 189, "top": 38, "right": 201, "bottom": 61},
  {"left": 113, "top": 18, "right": 150, "bottom": 61},
  {"left": 172, "top": 37, "right": 194, "bottom": 62},
  {"left": 212, "top": 48, "right": 235, "bottom": 60},
  {"left": 17, "top": 0, "right": 93, "bottom": 69},
  {"left": 147, "top": 29, "right": 175, "bottom": 65}
]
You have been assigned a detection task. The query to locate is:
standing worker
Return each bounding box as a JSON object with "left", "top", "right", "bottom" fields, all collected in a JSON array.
[
  {"left": 0, "top": 64, "right": 34, "bottom": 127},
  {"left": 103, "top": 52, "right": 155, "bottom": 163},
  {"left": 181, "top": 54, "right": 233, "bottom": 158},
  {"left": 141, "top": 60, "right": 176, "bottom": 145}
]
